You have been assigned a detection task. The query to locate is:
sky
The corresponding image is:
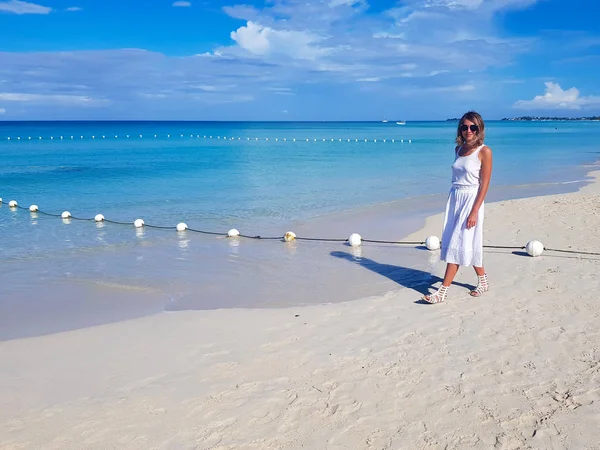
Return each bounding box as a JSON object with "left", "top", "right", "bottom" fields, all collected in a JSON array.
[{"left": 0, "top": 0, "right": 599, "bottom": 120}]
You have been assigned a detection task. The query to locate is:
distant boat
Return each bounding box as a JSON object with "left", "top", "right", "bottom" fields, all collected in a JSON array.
[
  {"left": 396, "top": 121, "right": 406, "bottom": 125},
  {"left": 382, "top": 119, "right": 388, "bottom": 123}
]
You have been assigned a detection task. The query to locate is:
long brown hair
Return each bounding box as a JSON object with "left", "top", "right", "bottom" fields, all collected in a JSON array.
[{"left": 455, "top": 110, "right": 485, "bottom": 147}]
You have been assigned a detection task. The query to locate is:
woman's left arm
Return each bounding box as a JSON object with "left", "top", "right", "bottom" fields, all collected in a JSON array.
[{"left": 466, "top": 146, "right": 493, "bottom": 229}]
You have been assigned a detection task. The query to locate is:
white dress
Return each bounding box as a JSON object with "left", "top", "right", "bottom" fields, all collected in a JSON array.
[{"left": 440, "top": 144, "right": 485, "bottom": 267}]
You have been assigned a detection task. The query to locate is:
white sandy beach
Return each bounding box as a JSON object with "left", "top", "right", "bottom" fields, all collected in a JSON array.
[{"left": 1, "top": 171, "right": 600, "bottom": 450}]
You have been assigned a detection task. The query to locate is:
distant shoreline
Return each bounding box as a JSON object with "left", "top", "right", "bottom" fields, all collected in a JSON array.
[
  {"left": 446, "top": 117, "right": 600, "bottom": 122},
  {"left": 501, "top": 116, "right": 600, "bottom": 121}
]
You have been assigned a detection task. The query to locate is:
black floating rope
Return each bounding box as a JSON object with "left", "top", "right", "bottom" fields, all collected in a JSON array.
[
  {"left": 544, "top": 247, "right": 600, "bottom": 256},
  {"left": 297, "top": 237, "right": 349, "bottom": 242},
  {"left": 186, "top": 227, "right": 224, "bottom": 236},
  {"left": 104, "top": 218, "right": 135, "bottom": 226},
  {"left": 363, "top": 238, "right": 424, "bottom": 245},
  {"left": 483, "top": 245, "right": 524, "bottom": 250},
  {"left": 3, "top": 202, "right": 600, "bottom": 256}
]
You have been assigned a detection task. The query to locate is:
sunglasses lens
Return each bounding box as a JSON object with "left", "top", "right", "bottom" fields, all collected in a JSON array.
[
  {"left": 470, "top": 125, "right": 478, "bottom": 132},
  {"left": 460, "top": 125, "right": 468, "bottom": 131}
]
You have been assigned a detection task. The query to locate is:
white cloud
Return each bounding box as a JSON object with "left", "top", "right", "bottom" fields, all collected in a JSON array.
[
  {"left": 0, "top": 107, "right": 5, "bottom": 114},
  {"left": 0, "top": 0, "right": 51, "bottom": 14},
  {"left": 230, "top": 21, "right": 330, "bottom": 60},
  {"left": 422, "top": 0, "right": 538, "bottom": 12},
  {"left": 218, "top": 0, "right": 539, "bottom": 86},
  {"left": 172, "top": 1, "right": 191, "bottom": 7},
  {"left": 0, "top": 92, "right": 108, "bottom": 106},
  {"left": 424, "top": 0, "right": 483, "bottom": 9},
  {"left": 329, "top": 0, "right": 362, "bottom": 7},
  {"left": 373, "top": 32, "right": 405, "bottom": 39},
  {"left": 266, "top": 87, "right": 295, "bottom": 95},
  {"left": 514, "top": 82, "right": 600, "bottom": 110},
  {"left": 65, "top": 6, "right": 81, "bottom": 11}
]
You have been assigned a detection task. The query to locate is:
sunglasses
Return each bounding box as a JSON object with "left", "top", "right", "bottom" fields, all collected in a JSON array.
[{"left": 460, "top": 124, "right": 479, "bottom": 132}]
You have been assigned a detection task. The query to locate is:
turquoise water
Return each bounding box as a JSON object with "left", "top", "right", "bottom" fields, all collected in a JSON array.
[
  {"left": 0, "top": 121, "right": 598, "bottom": 339},
  {"left": 1, "top": 121, "right": 597, "bottom": 228}
]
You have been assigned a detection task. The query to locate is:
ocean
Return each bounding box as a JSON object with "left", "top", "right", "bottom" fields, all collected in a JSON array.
[{"left": 1, "top": 120, "right": 598, "bottom": 339}]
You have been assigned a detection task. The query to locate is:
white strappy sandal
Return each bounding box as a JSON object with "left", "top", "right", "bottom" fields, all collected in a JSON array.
[
  {"left": 470, "top": 274, "right": 489, "bottom": 297},
  {"left": 423, "top": 285, "right": 449, "bottom": 304}
]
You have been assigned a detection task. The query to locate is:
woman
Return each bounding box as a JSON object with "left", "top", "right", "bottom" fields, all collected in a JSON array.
[{"left": 424, "top": 111, "right": 493, "bottom": 304}]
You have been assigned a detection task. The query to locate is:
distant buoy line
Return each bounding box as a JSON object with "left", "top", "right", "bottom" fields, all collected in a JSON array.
[
  {"left": 1, "top": 198, "right": 599, "bottom": 257},
  {"left": 1, "top": 134, "right": 413, "bottom": 144}
]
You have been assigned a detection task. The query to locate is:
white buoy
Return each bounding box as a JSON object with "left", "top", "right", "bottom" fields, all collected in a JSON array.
[
  {"left": 425, "top": 236, "right": 441, "bottom": 250},
  {"left": 134, "top": 219, "right": 144, "bottom": 228},
  {"left": 228, "top": 228, "right": 240, "bottom": 237},
  {"left": 284, "top": 231, "right": 297, "bottom": 242},
  {"left": 9, "top": 200, "right": 17, "bottom": 207},
  {"left": 176, "top": 222, "right": 188, "bottom": 232},
  {"left": 61, "top": 211, "right": 71, "bottom": 219},
  {"left": 348, "top": 233, "right": 362, "bottom": 247},
  {"left": 525, "top": 240, "right": 544, "bottom": 257},
  {"left": 29, "top": 204, "right": 39, "bottom": 212},
  {"left": 94, "top": 214, "right": 105, "bottom": 222}
]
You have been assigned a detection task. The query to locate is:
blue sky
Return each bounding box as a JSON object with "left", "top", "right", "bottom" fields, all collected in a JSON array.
[{"left": 0, "top": 0, "right": 599, "bottom": 120}]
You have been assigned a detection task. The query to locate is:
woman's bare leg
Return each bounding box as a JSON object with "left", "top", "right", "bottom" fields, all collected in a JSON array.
[{"left": 443, "top": 263, "right": 460, "bottom": 286}]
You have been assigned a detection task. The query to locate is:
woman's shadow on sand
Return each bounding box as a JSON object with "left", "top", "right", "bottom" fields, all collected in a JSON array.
[{"left": 331, "top": 248, "right": 473, "bottom": 304}]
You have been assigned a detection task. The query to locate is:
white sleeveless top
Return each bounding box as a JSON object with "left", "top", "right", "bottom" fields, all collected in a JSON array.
[{"left": 451, "top": 144, "right": 484, "bottom": 188}]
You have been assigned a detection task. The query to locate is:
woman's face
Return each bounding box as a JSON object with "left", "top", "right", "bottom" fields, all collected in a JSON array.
[{"left": 460, "top": 119, "right": 479, "bottom": 144}]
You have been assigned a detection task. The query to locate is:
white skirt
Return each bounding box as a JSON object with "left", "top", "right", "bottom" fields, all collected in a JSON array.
[{"left": 440, "top": 186, "right": 484, "bottom": 267}]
